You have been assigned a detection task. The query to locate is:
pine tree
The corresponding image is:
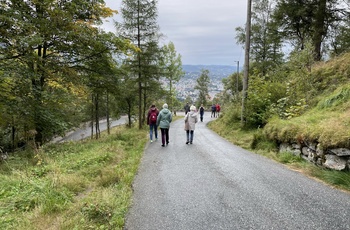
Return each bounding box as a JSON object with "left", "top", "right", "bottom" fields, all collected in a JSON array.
[
  {"left": 117, "top": 0, "right": 161, "bottom": 129},
  {"left": 195, "top": 69, "right": 211, "bottom": 107}
]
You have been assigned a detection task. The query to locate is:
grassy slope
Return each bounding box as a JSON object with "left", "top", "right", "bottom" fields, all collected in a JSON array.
[{"left": 0, "top": 125, "right": 147, "bottom": 230}]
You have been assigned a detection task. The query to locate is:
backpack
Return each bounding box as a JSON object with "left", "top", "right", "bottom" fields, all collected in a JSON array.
[{"left": 150, "top": 111, "right": 157, "bottom": 123}]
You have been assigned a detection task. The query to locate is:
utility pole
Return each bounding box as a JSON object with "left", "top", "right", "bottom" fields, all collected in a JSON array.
[{"left": 241, "top": 0, "right": 252, "bottom": 125}]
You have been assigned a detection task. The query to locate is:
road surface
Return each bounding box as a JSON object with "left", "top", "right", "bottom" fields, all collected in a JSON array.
[
  {"left": 124, "top": 112, "right": 350, "bottom": 230},
  {"left": 51, "top": 115, "right": 128, "bottom": 143}
]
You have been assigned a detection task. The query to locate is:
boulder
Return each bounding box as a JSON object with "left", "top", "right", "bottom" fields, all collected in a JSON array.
[
  {"left": 324, "top": 155, "right": 347, "bottom": 171},
  {"left": 328, "top": 148, "right": 350, "bottom": 157}
]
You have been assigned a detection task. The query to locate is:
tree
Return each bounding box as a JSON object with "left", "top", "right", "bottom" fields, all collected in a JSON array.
[
  {"left": 0, "top": 0, "right": 124, "bottom": 146},
  {"left": 117, "top": 0, "right": 162, "bottom": 129},
  {"left": 194, "top": 69, "right": 211, "bottom": 107},
  {"left": 160, "top": 42, "right": 184, "bottom": 111},
  {"left": 272, "top": 0, "right": 347, "bottom": 61},
  {"left": 236, "top": 0, "right": 284, "bottom": 75}
]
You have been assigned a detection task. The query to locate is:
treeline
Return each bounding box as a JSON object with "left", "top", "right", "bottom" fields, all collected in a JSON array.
[
  {"left": 0, "top": 0, "right": 183, "bottom": 152},
  {"left": 220, "top": 0, "right": 350, "bottom": 128}
]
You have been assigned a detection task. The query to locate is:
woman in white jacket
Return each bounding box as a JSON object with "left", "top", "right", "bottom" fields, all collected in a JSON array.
[{"left": 184, "top": 105, "right": 198, "bottom": 144}]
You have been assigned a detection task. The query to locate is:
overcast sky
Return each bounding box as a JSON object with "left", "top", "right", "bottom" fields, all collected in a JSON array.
[{"left": 102, "top": 0, "right": 248, "bottom": 66}]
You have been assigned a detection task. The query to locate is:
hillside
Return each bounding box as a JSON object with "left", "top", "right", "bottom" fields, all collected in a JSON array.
[
  {"left": 264, "top": 52, "right": 350, "bottom": 149},
  {"left": 174, "top": 65, "right": 239, "bottom": 101}
]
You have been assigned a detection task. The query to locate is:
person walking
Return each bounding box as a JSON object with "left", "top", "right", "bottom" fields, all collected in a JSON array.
[
  {"left": 184, "top": 102, "right": 190, "bottom": 115},
  {"left": 157, "top": 103, "right": 172, "bottom": 147},
  {"left": 216, "top": 103, "right": 221, "bottom": 118},
  {"left": 199, "top": 104, "right": 205, "bottom": 122},
  {"left": 184, "top": 105, "right": 198, "bottom": 144},
  {"left": 211, "top": 104, "right": 216, "bottom": 118},
  {"left": 147, "top": 104, "right": 159, "bottom": 143}
]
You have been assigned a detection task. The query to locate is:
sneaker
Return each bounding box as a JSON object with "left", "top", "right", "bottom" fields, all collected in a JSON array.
[
  {"left": 186, "top": 141, "right": 189, "bottom": 144},
  {"left": 161, "top": 144, "right": 165, "bottom": 147},
  {"left": 150, "top": 140, "right": 153, "bottom": 143}
]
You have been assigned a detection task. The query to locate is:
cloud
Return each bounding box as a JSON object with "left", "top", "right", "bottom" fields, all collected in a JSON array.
[{"left": 103, "top": 0, "right": 247, "bottom": 65}]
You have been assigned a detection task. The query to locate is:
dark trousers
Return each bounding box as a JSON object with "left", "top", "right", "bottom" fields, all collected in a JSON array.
[
  {"left": 160, "top": 128, "right": 169, "bottom": 145},
  {"left": 186, "top": 130, "right": 194, "bottom": 142}
]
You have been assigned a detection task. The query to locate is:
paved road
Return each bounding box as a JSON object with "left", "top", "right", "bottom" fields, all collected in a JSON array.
[
  {"left": 124, "top": 112, "right": 350, "bottom": 230},
  {"left": 52, "top": 116, "right": 129, "bottom": 143}
]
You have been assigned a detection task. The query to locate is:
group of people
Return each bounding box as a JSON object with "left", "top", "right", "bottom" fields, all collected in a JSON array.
[
  {"left": 147, "top": 103, "right": 172, "bottom": 147},
  {"left": 147, "top": 102, "right": 221, "bottom": 146},
  {"left": 211, "top": 103, "right": 221, "bottom": 118}
]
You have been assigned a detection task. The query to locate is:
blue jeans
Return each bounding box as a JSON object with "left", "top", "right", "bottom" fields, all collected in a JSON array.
[
  {"left": 149, "top": 123, "right": 158, "bottom": 140},
  {"left": 186, "top": 130, "right": 194, "bottom": 142}
]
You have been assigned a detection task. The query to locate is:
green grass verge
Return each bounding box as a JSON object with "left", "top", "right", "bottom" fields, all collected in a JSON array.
[{"left": 0, "top": 125, "right": 147, "bottom": 230}]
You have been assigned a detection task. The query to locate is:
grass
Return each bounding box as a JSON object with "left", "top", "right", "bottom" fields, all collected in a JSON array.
[{"left": 0, "top": 125, "right": 147, "bottom": 230}]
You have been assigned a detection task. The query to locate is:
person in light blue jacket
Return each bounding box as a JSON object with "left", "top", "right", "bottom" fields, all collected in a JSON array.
[{"left": 157, "top": 103, "right": 172, "bottom": 147}]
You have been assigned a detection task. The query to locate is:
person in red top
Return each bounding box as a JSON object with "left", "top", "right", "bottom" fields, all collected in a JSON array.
[
  {"left": 147, "top": 104, "right": 159, "bottom": 142},
  {"left": 216, "top": 103, "right": 221, "bottom": 118}
]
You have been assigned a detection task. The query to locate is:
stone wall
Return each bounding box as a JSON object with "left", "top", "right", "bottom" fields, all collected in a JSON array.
[{"left": 279, "top": 142, "right": 350, "bottom": 171}]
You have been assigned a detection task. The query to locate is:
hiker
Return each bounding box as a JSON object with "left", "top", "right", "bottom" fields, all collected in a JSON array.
[
  {"left": 147, "top": 104, "right": 159, "bottom": 143},
  {"left": 216, "top": 103, "right": 221, "bottom": 118},
  {"left": 184, "top": 105, "right": 198, "bottom": 144},
  {"left": 211, "top": 104, "right": 216, "bottom": 118},
  {"left": 157, "top": 103, "right": 172, "bottom": 147},
  {"left": 184, "top": 102, "right": 190, "bottom": 114},
  {"left": 199, "top": 104, "right": 205, "bottom": 122}
]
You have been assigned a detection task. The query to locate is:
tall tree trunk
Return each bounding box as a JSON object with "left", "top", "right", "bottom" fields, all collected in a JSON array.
[
  {"left": 95, "top": 93, "right": 100, "bottom": 139},
  {"left": 91, "top": 94, "right": 94, "bottom": 139},
  {"left": 313, "top": 0, "right": 327, "bottom": 61},
  {"left": 106, "top": 92, "right": 110, "bottom": 135}
]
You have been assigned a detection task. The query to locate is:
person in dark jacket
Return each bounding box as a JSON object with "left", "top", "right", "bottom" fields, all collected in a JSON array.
[
  {"left": 184, "top": 102, "right": 190, "bottom": 114},
  {"left": 199, "top": 104, "right": 205, "bottom": 122},
  {"left": 147, "top": 104, "right": 159, "bottom": 143},
  {"left": 157, "top": 103, "right": 172, "bottom": 147},
  {"left": 211, "top": 104, "right": 216, "bottom": 118}
]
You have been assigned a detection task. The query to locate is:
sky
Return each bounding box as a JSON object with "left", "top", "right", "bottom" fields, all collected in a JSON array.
[{"left": 102, "top": 0, "right": 248, "bottom": 66}]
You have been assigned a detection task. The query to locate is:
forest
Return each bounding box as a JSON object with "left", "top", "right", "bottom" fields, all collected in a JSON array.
[{"left": 1, "top": 0, "right": 350, "bottom": 154}]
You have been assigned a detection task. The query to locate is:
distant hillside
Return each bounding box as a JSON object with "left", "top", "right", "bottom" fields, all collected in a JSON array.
[{"left": 182, "top": 65, "right": 239, "bottom": 79}]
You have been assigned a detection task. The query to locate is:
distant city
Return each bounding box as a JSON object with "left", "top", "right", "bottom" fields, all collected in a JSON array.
[{"left": 162, "top": 65, "right": 240, "bottom": 102}]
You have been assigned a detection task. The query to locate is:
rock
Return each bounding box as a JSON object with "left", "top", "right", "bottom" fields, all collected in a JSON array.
[
  {"left": 328, "top": 148, "right": 350, "bottom": 157},
  {"left": 302, "top": 147, "right": 309, "bottom": 156},
  {"left": 324, "top": 155, "right": 347, "bottom": 171},
  {"left": 316, "top": 143, "right": 324, "bottom": 157},
  {"left": 279, "top": 143, "right": 292, "bottom": 153}
]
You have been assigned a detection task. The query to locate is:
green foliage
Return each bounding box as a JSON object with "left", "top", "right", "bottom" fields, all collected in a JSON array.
[
  {"left": 245, "top": 73, "right": 286, "bottom": 127},
  {"left": 195, "top": 69, "right": 211, "bottom": 107},
  {"left": 317, "top": 85, "right": 350, "bottom": 109},
  {"left": 277, "top": 152, "right": 303, "bottom": 164},
  {"left": 0, "top": 0, "right": 129, "bottom": 147},
  {"left": 251, "top": 129, "right": 277, "bottom": 152}
]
